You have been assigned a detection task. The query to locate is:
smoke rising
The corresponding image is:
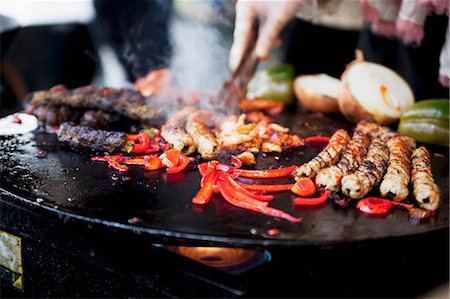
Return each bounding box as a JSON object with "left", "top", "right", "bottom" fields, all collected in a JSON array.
[{"left": 169, "top": 18, "right": 231, "bottom": 96}]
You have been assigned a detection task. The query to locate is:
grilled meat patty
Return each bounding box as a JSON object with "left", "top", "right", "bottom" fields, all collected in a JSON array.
[
  {"left": 161, "top": 107, "right": 197, "bottom": 155},
  {"left": 341, "top": 137, "right": 389, "bottom": 199},
  {"left": 411, "top": 146, "right": 441, "bottom": 211},
  {"left": 379, "top": 136, "right": 412, "bottom": 201},
  {"left": 31, "top": 86, "right": 163, "bottom": 126},
  {"left": 79, "top": 110, "right": 120, "bottom": 130},
  {"left": 315, "top": 131, "right": 370, "bottom": 192},
  {"left": 57, "top": 122, "right": 128, "bottom": 153},
  {"left": 186, "top": 111, "right": 221, "bottom": 160},
  {"left": 32, "top": 104, "right": 79, "bottom": 126},
  {"left": 293, "top": 129, "right": 350, "bottom": 180}
]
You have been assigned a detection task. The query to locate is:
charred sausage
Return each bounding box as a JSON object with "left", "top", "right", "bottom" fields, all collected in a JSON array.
[
  {"left": 292, "top": 129, "right": 350, "bottom": 180},
  {"left": 341, "top": 137, "right": 389, "bottom": 199},
  {"left": 315, "top": 131, "right": 370, "bottom": 192},
  {"left": 411, "top": 146, "right": 441, "bottom": 211}
]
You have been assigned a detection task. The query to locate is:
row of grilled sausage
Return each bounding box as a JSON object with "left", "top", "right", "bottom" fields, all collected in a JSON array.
[{"left": 292, "top": 121, "right": 441, "bottom": 212}]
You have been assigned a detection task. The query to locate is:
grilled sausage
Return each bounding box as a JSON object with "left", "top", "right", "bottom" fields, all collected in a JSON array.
[
  {"left": 31, "top": 86, "right": 163, "bottom": 126},
  {"left": 161, "top": 107, "right": 197, "bottom": 155},
  {"left": 341, "top": 138, "right": 389, "bottom": 199},
  {"left": 355, "top": 120, "right": 391, "bottom": 140},
  {"left": 186, "top": 111, "right": 221, "bottom": 160},
  {"left": 315, "top": 131, "right": 370, "bottom": 192},
  {"left": 292, "top": 129, "right": 350, "bottom": 180},
  {"left": 411, "top": 146, "right": 441, "bottom": 211},
  {"left": 57, "top": 122, "right": 129, "bottom": 152},
  {"left": 379, "top": 136, "right": 412, "bottom": 201}
]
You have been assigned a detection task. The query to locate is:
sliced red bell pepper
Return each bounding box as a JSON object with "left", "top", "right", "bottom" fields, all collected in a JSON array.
[
  {"left": 237, "top": 181, "right": 294, "bottom": 193},
  {"left": 305, "top": 136, "right": 330, "bottom": 147},
  {"left": 200, "top": 161, "right": 218, "bottom": 187},
  {"left": 144, "top": 157, "right": 163, "bottom": 170},
  {"left": 160, "top": 148, "right": 182, "bottom": 168},
  {"left": 291, "top": 178, "right": 316, "bottom": 197},
  {"left": 222, "top": 173, "right": 274, "bottom": 202},
  {"left": 129, "top": 132, "right": 152, "bottom": 153},
  {"left": 217, "top": 178, "right": 302, "bottom": 223},
  {"left": 357, "top": 197, "right": 393, "bottom": 215},
  {"left": 192, "top": 168, "right": 217, "bottom": 205},
  {"left": 166, "top": 149, "right": 182, "bottom": 166},
  {"left": 294, "top": 191, "right": 328, "bottom": 206},
  {"left": 231, "top": 155, "right": 242, "bottom": 169},
  {"left": 235, "top": 165, "right": 296, "bottom": 178},
  {"left": 215, "top": 174, "right": 269, "bottom": 206},
  {"left": 91, "top": 154, "right": 129, "bottom": 172},
  {"left": 166, "top": 154, "right": 190, "bottom": 174}
]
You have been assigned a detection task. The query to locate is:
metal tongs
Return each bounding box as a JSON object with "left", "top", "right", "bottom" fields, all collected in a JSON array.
[{"left": 216, "top": 23, "right": 259, "bottom": 115}]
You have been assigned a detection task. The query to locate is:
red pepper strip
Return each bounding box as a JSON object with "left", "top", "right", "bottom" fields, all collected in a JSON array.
[
  {"left": 231, "top": 155, "right": 242, "bottom": 169},
  {"left": 144, "top": 143, "right": 160, "bottom": 153},
  {"left": 130, "top": 132, "right": 151, "bottom": 153},
  {"left": 235, "top": 165, "right": 296, "bottom": 178},
  {"left": 193, "top": 169, "right": 217, "bottom": 205},
  {"left": 294, "top": 191, "right": 328, "bottom": 206},
  {"left": 91, "top": 154, "right": 129, "bottom": 172},
  {"left": 216, "top": 174, "right": 268, "bottom": 207},
  {"left": 291, "top": 178, "right": 316, "bottom": 197},
  {"left": 200, "top": 161, "right": 219, "bottom": 186},
  {"left": 166, "top": 154, "right": 190, "bottom": 174},
  {"left": 165, "top": 149, "right": 182, "bottom": 166},
  {"left": 127, "top": 134, "right": 140, "bottom": 142},
  {"left": 144, "top": 157, "right": 163, "bottom": 170},
  {"left": 357, "top": 197, "right": 392, "bottom": 215},
  {"left": 305, "top": 136, "right": 331, "bottom": 147},
  {"left": 237, "top": 181, "right": 294, "bottom": 193},
  {"left": 217, "top": 178, "right": 302, "bottom": 223},
  {"left": 222, "top": 173, "right": 274, "bottom": 202}
]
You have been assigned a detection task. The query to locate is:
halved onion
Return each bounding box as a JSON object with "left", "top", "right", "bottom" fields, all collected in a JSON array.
[
  {"left": 294, "top": 73, "right": 340, "bottom": 113},
  {"left": 338, "top": 59, "right": 415, "bottom": 125}
]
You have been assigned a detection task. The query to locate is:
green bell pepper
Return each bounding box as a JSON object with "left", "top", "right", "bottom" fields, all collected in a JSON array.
[
  {"left": 246, "top": 64, "right": 295, "bottom": 105},
  {"left": 398, "top": 99, "right": 449, "bottom": 147}
]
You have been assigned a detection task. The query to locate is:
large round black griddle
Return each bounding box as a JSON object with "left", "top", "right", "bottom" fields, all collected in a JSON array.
[{"left": 0, "top": 112, "right": 448, "bottom": 247}]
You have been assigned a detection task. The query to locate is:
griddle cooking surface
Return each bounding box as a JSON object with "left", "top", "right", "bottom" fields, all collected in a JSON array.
[{"left": 1, "top": 112, "right": 448, "bottom": 247}]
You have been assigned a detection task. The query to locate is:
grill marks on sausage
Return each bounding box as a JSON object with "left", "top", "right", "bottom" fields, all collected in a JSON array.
[
  {"left": 186, "top": 110, "right": 221, "bottom": 160},
  {"left": 340, "top": 138, "right": 390, "bottom": 199},
  {"left": 315, "top": 131, "right": 370, "bottom": 192},
  {"left": 293, "top": 129, "right": 350, "bottom": 180},
  {"left": 161, "top": 107, "right": 197, "bottom": 155},
  {"left": 379, "top": 136, "right": 412, "bottom": 201},
  {"left": 411, "top": 146, "right": 441, "bottom": 211},
  {"left": 57, "top": 122, "right": 128, "bottom": 152}
]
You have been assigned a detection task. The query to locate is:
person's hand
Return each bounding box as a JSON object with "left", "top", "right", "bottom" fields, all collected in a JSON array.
[{"left": 229, "top": 0, "right": 303, "bottom": 71}]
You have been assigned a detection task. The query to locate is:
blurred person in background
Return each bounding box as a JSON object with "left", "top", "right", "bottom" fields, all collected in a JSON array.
[{"left": 229, "top": 0, "right": 449, "bottom": 101}]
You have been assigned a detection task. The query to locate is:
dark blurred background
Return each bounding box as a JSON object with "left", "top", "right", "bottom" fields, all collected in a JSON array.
[{"left": 1, "top": 0, "right": 448, "bottom": 117}]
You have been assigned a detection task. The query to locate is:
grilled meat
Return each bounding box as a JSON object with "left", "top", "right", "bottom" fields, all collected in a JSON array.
[
  {"left": 31, "top": 86, "right": 163, "bottom": 125},
  {"left": 80, "top": 110, "right": 120, "bottom": 130},
  {"left": 293, "top": 129, "right": 350, "bottom": 180},
  {"left": 32, "top": 105, "right": 79, "bottom": 126},
  {"left": 220, "top": 114, "right": 304, "bottom": 154},
  {"left": 220, "top": 114, "right": 262, "bottom": 153},
  {"left": 411, "top": 146, "right": 441, "bottom": 211},
  {"left": 161, "top": 107, "right": 197, "bottom": 155},
  {"left": 379, "top": 136, "right": 412, "bottom": 201},
  {"left": 315, "top": 131, "right": 370, "bottom": 192},
  {"left": 341, "top": 138, "right": 389, "bottom": 199},
  {"left": 355, "top": 120, "right": 391, "bottom": 140},
  {"left": 57, "top": 122, "right": 130, "bottom": 153},
  {"left": 186, "top": 110, "right": 221, "bottom": 160}
]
